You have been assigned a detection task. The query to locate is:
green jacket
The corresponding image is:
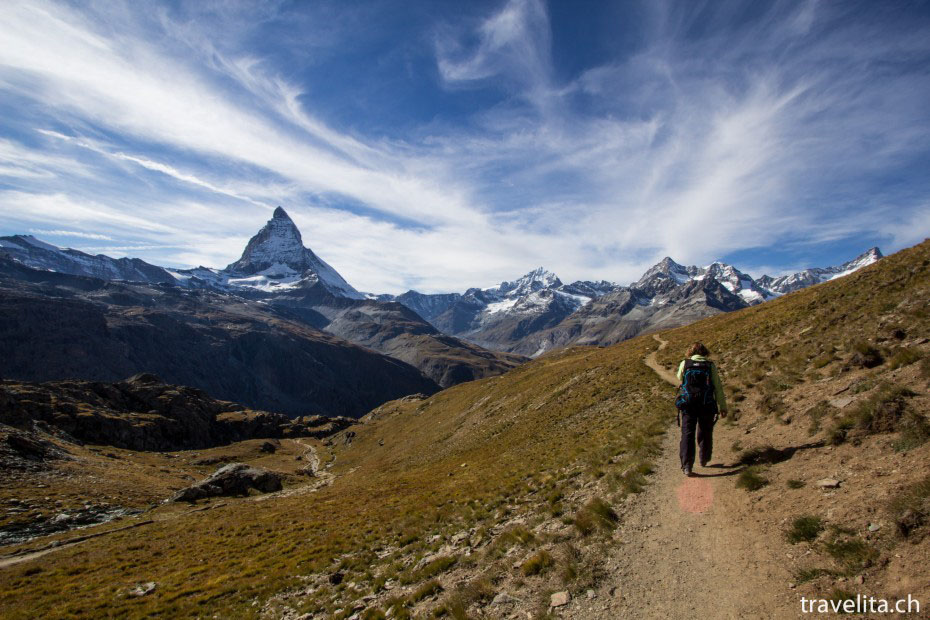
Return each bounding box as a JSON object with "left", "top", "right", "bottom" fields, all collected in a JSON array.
[{"left": 676, "top": 355, "right": 727, "bottom": 411}]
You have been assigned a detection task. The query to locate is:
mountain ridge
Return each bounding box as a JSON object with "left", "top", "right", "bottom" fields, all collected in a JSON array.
[{"left": 0, "top": 212, "right": 883, "bottom": 363}]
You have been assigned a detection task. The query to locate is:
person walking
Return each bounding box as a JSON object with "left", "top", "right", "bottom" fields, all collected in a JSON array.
[{"left": 675, "top": 342, "right": 727, "bottom": 476}]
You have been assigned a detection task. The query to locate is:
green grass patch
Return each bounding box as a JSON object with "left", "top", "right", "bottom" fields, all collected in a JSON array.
[
  {"left": 572, "top": 497, "right": 618, "bottom": 536},
  {"left": 735, "top": 466, "right": 768, "bottom": 491},
  {"left": 823, "top": 530, "right": 877, "bottom": 575},
  {"left": 786, "top": 516, "right": 824, "bottom": 544},
  {"left": 786, "top": 479, "right": 805, "bottom": 489}
]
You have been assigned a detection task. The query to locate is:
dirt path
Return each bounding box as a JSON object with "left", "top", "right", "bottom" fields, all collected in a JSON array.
[
  {"left": 568, "top": 334, "right": 798, "bottom": 619},
  {"left": 252, "top": 439, "right": 335, "bottom": 502},
  {"left": 644, "top": 334, "right": 680, "bottom": 385}
]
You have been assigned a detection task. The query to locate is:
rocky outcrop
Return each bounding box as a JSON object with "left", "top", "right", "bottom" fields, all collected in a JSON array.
[
  {"left": 0, "top": 424, "right": 73, "bottom": 472},
  {"left": 173, "top": 463, "right": 283, "bottom": 502},
  {"left": 0, "top": 375, "right": 357, "bottom": 451}
]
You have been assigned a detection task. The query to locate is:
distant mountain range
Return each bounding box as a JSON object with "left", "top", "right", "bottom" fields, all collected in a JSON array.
[
  {"left": 380, "top": 247, "right": 882, "bottom": 355},
  {"left": 0, "top": 207, "right": 882, "bottom": 415}
]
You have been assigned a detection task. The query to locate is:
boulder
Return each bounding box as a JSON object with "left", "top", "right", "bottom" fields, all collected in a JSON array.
[
  {"left": 173, "top": 463, "right": 282, "bottom": 502},
  {"left": 129, "top": 582, "right": 157, "bottom": 597},
  {"left": 550, "top": 591, "right": 570, "bottom": 607},
  {"left": 491, "top": 593, "right": 519, "bottom": 606}
]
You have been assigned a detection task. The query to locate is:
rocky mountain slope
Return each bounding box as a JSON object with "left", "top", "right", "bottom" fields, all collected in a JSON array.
[
  {"left": 395, "top": 248, "right": 882, "bottom": 357},
  {"left": 0, "top": 258, "right": 438, "bottom": 417},
  {"left": 386, "top": 268, "right": 622, "bottom": 350},
  {"left": 0, "top": 209, "right": 523, "bottom": 389},
  {"left": 0, "top": 234, "right": 175, "bottom": 285}
]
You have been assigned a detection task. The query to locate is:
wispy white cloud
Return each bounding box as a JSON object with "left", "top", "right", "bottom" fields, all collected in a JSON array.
[
  {"left": 29, "top": 229, "right": 113, "bottom": 240},
  {"left": 0, "top": 0, "right": 928, "bottom": 293}
]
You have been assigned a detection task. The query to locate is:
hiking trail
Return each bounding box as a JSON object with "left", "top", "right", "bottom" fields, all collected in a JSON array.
[{"left": 566, "top": 334, "right": 796, "bottom": 618}]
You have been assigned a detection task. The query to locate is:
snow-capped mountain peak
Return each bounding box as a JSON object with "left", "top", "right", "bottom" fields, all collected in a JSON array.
[
  {"left": 496, "top": 267, "right": 563, "bottom": 297},
  {"left": 832, "top": 247, "right": 883, "bottom": 278},
  {"left": 226, "top": 207, "right": 308, "bottom": 275},
  {"left": 222, "top": 207, "right": 362, "bottom": 299}
]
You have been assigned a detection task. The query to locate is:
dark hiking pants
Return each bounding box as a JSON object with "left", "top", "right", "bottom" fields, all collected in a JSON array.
[{"left": 679, "top": 407, "right": 716, "bottom": 471}]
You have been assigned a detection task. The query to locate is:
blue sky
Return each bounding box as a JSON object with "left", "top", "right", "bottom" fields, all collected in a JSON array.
[{"left": 1, "top": 0, "right": 929, "bottom": 294}]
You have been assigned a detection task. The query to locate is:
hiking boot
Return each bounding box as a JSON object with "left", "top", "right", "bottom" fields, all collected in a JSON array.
[
  {"left": 700, "top": 459, "right": 709, "bottom": 467},
  {"left": 682, "top": 466, "right": 692, "bottom": 477}
]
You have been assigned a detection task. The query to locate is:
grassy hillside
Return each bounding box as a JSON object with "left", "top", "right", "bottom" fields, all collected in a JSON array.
[
  {"left": 0, "top": 321, "right": 674, "bottom": 618},
  {"left": 3, "top": 239, "right": 927, "bottom": 618},
  {"left": 652, "top": 238, "right": 930, "bottom": 603}
]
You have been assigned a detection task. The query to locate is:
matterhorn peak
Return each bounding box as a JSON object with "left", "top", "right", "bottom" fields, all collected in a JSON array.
[
  {"left": 227, "top": 207, "right": 306, "bottom": 275},
  {"left": 223, "top": 207, "right": 362, "bottom": 299}
]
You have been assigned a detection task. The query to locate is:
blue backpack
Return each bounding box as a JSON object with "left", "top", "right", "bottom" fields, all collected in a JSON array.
[{"left": 675, "top": 359, "right": 716, "bottom": 411}]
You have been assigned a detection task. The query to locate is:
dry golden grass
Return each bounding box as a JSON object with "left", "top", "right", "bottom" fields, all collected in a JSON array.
[{"left": 0, "top": 326, "right": 672, "bottom": 618}]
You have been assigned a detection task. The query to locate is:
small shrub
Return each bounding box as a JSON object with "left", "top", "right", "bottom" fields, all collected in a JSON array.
[
  {"left": 758, "top": 393, "right": 785, "bottom": 416},
  {"left": 795, "top": 567, "right": 834, "bottom": 584},
  {"left": 827, "top": 416, "right": 855, "bottom": 445},
  {"left": 888, "top": 347, "right": 921, "bottom": 370},
  {"left": 385, "top": 597, "right": 411, "bottom": 620},
  {"left": 736, "top": 466, "right": 768, "bottom": 491},
  {"left": 558, "top": 543, "right": 597, "bottom": 589},
  {"left": 737, "top": 445, "right": 793, "bottom": 466},
  {"left": 573, "top": 497, "right": 618, "bottom": 536},
  {"left": 786, "top": 516, "right": 824, "bottom": 544},
  {"left": 824, "top": 531, "right": 877, "bottom": 574},
  {"left": 410, "top": 580, "right": 443, "bottom": 603},
  {"left": 811, "top": 353, "right": 835, "bottom": 369},
  {"left": 849, "top": 342, "right": 883, "bottom": 368},
  {"left": 829, "top": 589, "right": 857, "bottom": 606},
  {"left": 853, "top": 383, "right": 915, "bottom": 433},
  {"left": 888, "top": 475, "right": 930, "bottom": 537},
  {"left": 521, "top": 550, "right": 554, "bottom": 576},
  {"left": 892, "top": 410, "right": 930, "bottom": 452},
  {"left": 920, "top": 356, "right": 930, "bottom": 379},
  {"left": 787, "top": 479, "right": 805, "bottom": 489},
  {"left": 804, "top": 401, "right": 835, "bottom": 436}
]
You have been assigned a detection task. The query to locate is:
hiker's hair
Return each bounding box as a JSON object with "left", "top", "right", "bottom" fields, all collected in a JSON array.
[{"left": 687, "top": 342, "right": 710, "bottom": 357}]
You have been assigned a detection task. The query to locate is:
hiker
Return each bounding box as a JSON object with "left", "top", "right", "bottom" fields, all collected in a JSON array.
[{"left": 675, "top": 342, "right": 727, "bottom": 476}]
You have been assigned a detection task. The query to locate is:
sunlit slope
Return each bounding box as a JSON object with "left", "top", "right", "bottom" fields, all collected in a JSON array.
[{"left": 653, "top": 239, "right": 930, "bottom": 382}]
